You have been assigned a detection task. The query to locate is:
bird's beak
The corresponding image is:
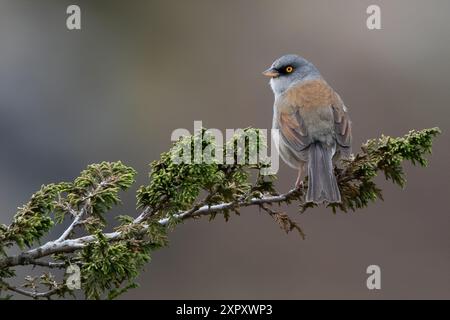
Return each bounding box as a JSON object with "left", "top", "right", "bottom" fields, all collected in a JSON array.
[{"left": 262, "top": 67, "right": 280, "bottom": 78}]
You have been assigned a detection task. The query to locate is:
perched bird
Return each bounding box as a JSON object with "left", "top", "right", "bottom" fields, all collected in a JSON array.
[{"left": 263, "top": 54, "right": 352, "bottom": 204}]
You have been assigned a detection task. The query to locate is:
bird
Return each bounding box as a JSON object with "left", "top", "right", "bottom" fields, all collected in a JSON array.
[{"left": 263, "top": 54, "right": 352, "bottom": 204}]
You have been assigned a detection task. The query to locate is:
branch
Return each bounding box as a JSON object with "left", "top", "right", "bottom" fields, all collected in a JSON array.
[
  {"left": 0, "top": 127, "right": 440, "bottom": 299},
  {"left": 0, "top": 188, "right": 302, "bottom": 268},
  {"left": 4, "top": 283, "right": 60, "bottom": 299},
  {"left": 162, "top": 187, "right": 301, "bottom": 223},
  {"left": 55, "top": 212, "right": 83, "bottom": 243},
  {"left": 25, "top": 259, "right": 66, "bottom": 269}
]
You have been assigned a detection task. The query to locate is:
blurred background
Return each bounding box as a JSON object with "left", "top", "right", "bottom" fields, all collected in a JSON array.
[{"left": 0, "top": 0, "right": 449, "bottom": 299}]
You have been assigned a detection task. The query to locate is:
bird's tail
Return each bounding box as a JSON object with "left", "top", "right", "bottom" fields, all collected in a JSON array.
[{"left": 306, "top": 142, "right": 341, "bottom": 204}]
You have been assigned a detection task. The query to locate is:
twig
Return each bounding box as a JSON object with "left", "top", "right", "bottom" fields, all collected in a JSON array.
[
  {"left": 5, "top": 284, "right": 59, "bottom": 299},
  {"left": 0, "top": 188, "right": 303, "bottom": 269},
  {"left": 55, "top": 177, "right": 118, "bottom": 243},
  {"left": 55, "top": 211, "right": 83, "bottom": 243},
  {"left": 28, "top": 260, "right": 66, "bottom": 269},
  {"left": 159, "top": 188, "right": 302, "bottom": 223}
]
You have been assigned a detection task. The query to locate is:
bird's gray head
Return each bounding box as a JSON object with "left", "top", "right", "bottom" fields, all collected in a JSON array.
[{"left": 263, "top": 54, "right": 321, "bottom": 96}]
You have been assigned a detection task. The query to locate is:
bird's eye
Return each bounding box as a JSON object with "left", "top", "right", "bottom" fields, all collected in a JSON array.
[{"left": 285, "top": 66, "right": 293, "bottom": 73}]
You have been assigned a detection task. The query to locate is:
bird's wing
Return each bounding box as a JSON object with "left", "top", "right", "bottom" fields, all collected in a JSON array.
[
  {"left": 331, "top": 92, "right": 352, "bottom": 149},
  {"left": 275, "top": 79, "right": 333, "bottom": 152},
  {"left": 276, "top": 107, "right": 310, "bottom": 152},
  {"left": 276, "top": 79, "right": 352, "bottom": 153}
]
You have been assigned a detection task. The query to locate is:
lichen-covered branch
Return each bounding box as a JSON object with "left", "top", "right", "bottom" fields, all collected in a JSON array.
[{"left": 0, "top": 127, "right": 440, "bottom": 299}]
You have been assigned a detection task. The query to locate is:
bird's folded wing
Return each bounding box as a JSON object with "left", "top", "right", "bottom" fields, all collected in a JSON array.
[
  {"left": 277, "top": 109, "right": 311, "bottom": 152},
  {"left": 276, "top": 79, "right": 332, "bottom": 152},
  {"left": 276, "top": 79, "right": 351, "bottom": 153},
  {"left": 331, "top": 92, "right": 352, "bottom": 148}
]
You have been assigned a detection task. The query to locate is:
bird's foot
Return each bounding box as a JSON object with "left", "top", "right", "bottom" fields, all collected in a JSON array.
[{"left": 295, "top": 179, "right": 304, "bottom": 190}]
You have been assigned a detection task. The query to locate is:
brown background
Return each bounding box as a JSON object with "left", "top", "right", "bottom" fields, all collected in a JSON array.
[{"left": 0, "top": 0, "right": 448, "bottom": 299}]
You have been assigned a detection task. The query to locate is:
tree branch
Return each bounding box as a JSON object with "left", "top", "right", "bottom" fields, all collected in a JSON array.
[
  {"left": 4, "top": 283, "right": 60, "bottom": 299},
  {"left": 0, "top": 188, "right": 303, "bottom": 269},
  {"left": 0, "top": 127, "right": 440, "bottom": 299},
  {"left": 55, "top": 211, "right": 83, "bottom": 243}
]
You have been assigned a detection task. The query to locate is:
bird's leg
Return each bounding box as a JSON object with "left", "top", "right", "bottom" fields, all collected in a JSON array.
[{"left": 295, "top": 162, "right": 307, "bottom": 189}]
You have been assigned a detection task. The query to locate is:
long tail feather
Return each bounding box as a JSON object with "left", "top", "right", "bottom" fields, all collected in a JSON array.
[{"left": 306, "top": 143, "right": 341, "bottom": 204}]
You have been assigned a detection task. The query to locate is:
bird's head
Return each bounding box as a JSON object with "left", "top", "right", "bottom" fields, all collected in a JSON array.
[{"left": 263, "top": 54, "right": 321, "bottom": 96}]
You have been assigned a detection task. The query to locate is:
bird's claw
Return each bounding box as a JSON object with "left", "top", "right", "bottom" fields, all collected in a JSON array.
[{"left": 295, "top": 180, "right": 304, "bottom": 190}]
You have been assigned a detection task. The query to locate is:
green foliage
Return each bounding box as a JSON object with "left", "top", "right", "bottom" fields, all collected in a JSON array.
[
  {"left": 115, "top": 217, "right": 169, "bottom": 250},
  {"left": 0, "top": 162, "right": 139, "bottom": 299},
  {"left": 332, "top": 127, "right": 441, "bottom": 212},
  {"left": 0, "top": 183, "right": 70, "bottom": 252},
  {"left": 80, "top": 232, "right": 152, "bottom": 300},
  {"left": 80, "top": 210, "right": 169, "bottom": 299},
  {"left": 0, "top": 161, "right": 136, "bottom": 257},
  {"left": 0, "top": 127, "right": 440, "bottom": 300},
  {"left": 0, "top": 265, "right": 15, "bottom": 299},
  {"left": 107, "top": 282, "right": 139, "bottom": 300},
  {"left": 137, "top": 128, "right": 276, "bottom": 221},
  {"left": 65, "top": 161, "right": 137, "bottom": 221}
]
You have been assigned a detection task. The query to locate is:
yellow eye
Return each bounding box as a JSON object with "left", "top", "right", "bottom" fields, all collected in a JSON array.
[{"left": 286, "top": 66, "right": 293, "bottom": 73}]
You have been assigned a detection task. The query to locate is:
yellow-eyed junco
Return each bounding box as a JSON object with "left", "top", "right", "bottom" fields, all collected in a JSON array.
[{"left": 263, "top": 54, "right": 352, "bottom": 204}]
